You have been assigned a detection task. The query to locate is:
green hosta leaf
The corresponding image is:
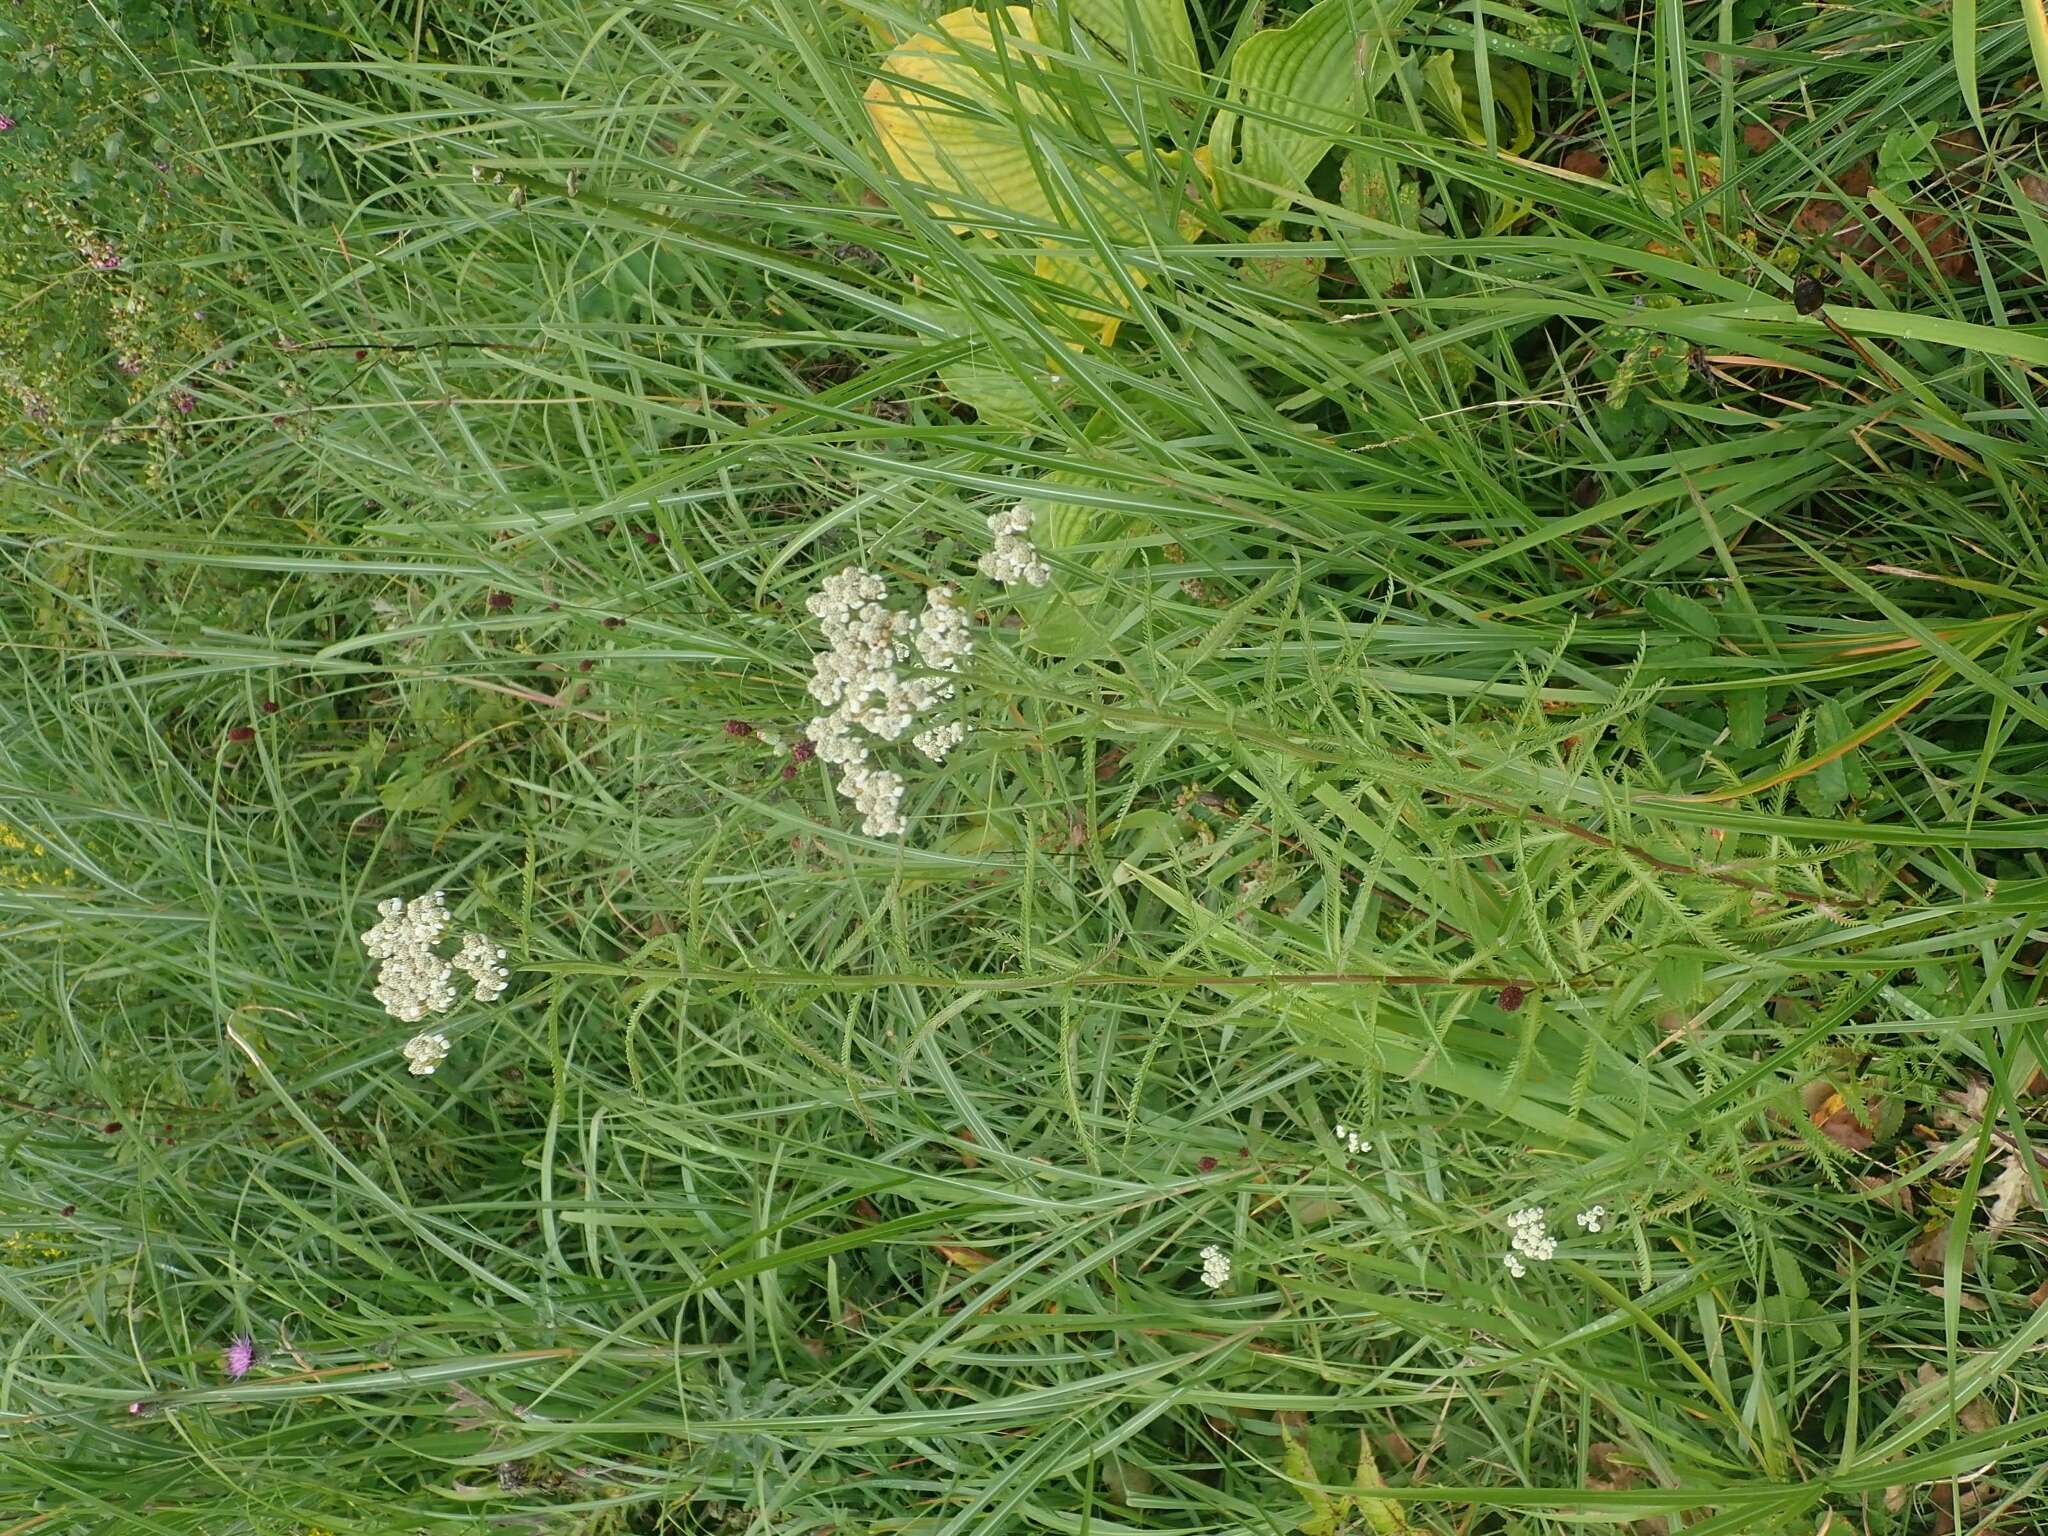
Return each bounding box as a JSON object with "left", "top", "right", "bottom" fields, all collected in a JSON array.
[
  {"left": 1243, "top": 217, "right": 1325, "bottom": 302},
  {"left": 1338, "top": 145, "right": 1417, "bottom": 293},
  {"left": 1420, "top": 50, "right": 1534, "bottom": 154},
  {"left": 1209, "top": 0, "right": 1414, "bottom": 209},
  {"left": 939, "top": 357, "right": 1067, "bottom": 423},
  {"left": 1049, "top": 0, "right": 1201, "bottom": 128}
]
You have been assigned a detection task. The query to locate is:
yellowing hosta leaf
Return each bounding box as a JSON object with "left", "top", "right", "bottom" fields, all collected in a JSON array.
[
  {"left": 866, "top": 7, "right": 1057, "bottom": 235},
  {"left": 1209, "top": 0, "right": 1414, "bottom": 209},
  {"left": 864, "top": 6, "right": 1187, "bottom": 342},
  {"left": 1049, "top": 0, "right": 1202, "bottom": 127}
]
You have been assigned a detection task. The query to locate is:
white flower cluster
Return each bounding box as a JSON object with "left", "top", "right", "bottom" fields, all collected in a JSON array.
[
  {"left": 360, "top": 889, "right": 511, "bottom": 1076},
  {"left": 976, "top": 505, "right": 1050, "bottom": 588},
  {"left": 361, "top": 891, "right": 457, "bottom": 1022},
  {"left": 1503, "top": 1207, "right": 1557, "bottom": 1279},
  {"left": 1333, "top": 1121, "right": 1371, "bottom": 1156},
  {"left": 455, "top": 931, "right": 510, "bottom": 1002},
  {"left": 1198, "top": 1244, "right": 1231, "bottom": 1290},
  {"left": 1575, "top": 1204, "right": 1607, "bottom": 1234},
  {"left": 402, "top": 1032, "right": 452, "bottom": 1076},
  {"left": 803, "top": 568, "right": 974, "bottom": 837}
]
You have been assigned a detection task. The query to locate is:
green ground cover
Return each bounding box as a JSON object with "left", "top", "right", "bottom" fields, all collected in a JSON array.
[{"left": 5, "top": 0, "right": 2048, "bottom": 1531}]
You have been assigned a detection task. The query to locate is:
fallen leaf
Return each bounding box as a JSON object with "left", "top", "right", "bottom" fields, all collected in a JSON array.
[
  {"left": 1907, "top": 1218, "right": 1952, "bottom": 1274},
  {"left": 1986, "top": 1158, "right": 2035, "bottom": 1234},
  {"left": 1855, "top": 1173, "right": 1913, "bottom": 1214},
  {"left": 1811, "top": 1090, "right": 1878, "bottom": 1152},
  {"left": 1588, "top": 1441, "right": 1641, "bottom": 1491},
  {"left": 1561, "top": 148, "right": 1607, "bottom": 178}
]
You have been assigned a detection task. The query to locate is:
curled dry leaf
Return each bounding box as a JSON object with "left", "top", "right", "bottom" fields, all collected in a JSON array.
[
  {"left": 1588, "top": 1441, "right": 1641, "bottom": 1491},
  {"left": 1811, "top": 1089, "right": 1880, "bottom": 1152},
  {"left": 1986, "top": 1158, "right": 2036, "bottom": 1234}
]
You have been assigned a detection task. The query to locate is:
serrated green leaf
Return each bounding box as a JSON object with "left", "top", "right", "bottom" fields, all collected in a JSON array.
[
  {"left": 1282, "top": 1428, "right": 1342, "bottom": 1536},
  {"left": 1242, "top": 216, "right": 1325, "bottom": 301},
  {"left": 1353, "top": 1430, "right": 1406, "bottom": 1534},
  {"left": 1727, "top": 689, "right": 1766, "bottom": 752},
  {"left": 1643, "top": 589, "right": 1719, "bottom": 642},
  {"left": 1338, "top": 145, "right": 1417, "bottom": 293}
]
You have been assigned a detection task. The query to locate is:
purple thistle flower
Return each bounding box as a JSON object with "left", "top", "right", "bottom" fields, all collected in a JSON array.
[
  {"left": 0, "top": 115, "right": 16, "bottom": 133},
  {"left": 223, "top": 1333, "right": 257, "bottom": 1380}
]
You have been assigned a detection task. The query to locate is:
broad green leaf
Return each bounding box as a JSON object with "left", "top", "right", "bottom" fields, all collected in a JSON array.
[
  {"left": 1644, "top": 588, "right": 1719, "bottom": 642},
  {"left": 1050, "top": 0, "right": 1202, "bottom": 127},
  {"left": 1353, "top": 1429, "right": 1407, "bottom": 1534},
  {"left": 1338, "top": 145, "right": 1417, "bottom": 293},
  {"left": 1209, "top": 0, "right": 1412, "bottom": 209},
  {"left": 1282, "top": 1427, "right": 1342, "bottom": 1536},
  {"left": 1727, "top": 688, "right": 1766, "bottom": 752},
  {"left": 1242, "top": 217, "right": 1325, "bottom": 302},
  {"left": 1420, "top": 50, "right": 1534, "bottom": 154}
]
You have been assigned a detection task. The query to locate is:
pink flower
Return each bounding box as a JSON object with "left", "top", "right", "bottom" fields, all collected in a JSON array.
[
  {"left": 223, "top": 1333, "right": 258, "bottom": 1380},
  {"left": 0, "top": 115, "right": 16, "bottom": 133}
]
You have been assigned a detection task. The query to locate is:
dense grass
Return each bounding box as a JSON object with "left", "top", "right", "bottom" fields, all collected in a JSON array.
[{"left": 5, "top": 0, "right": 2048, "bottom": 1532}]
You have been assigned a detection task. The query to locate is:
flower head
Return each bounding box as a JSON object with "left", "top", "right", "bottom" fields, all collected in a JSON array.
[
  {"left": 402, "top": 1032, "right": 452, "bottom": 1076},
  {"left": 977, "top": 505, "right": 1050, "bottom": 588},
  {"left": 451, "top": 931, "right": 510, "bottom": 1004},
  {"left": 223, "top": 1333, "right": 258, "bottom": 1380},
  {"left": 1504, "top": 1206, "right": 1557, "bottom": 1271},
  {"left": 1333, "top": 1122, "right": 1371, "bottom": 1157},
  {"left": 1198, "top": 1244, "right": 1231, "bottom": 1290},
  {"left": 799, "top": 566, "right": 979, "bottom": 837},
  {"left": 1575, "top": 1204, "right": 1607, "bottom": 1234}
]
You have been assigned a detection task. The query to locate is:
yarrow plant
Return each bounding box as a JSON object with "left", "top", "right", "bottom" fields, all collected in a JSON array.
[
  {"left": 359, "top": 890, "right": 510, "bottom": 1074},
  {"left": 796, "top": 507, "right": 1051, "bottom": 840},
  {"left": 1333, "top": 1121, "right": 1371, "bottom": 1156},
  {"left": 977, "top": 504, "right": 1050, "bottom": 587},
  {"left": 1503, "top": 1207, "right": 1557, "bottom": 1280},
  {"left": 1197, "top": 1244, "right": 1231, "bottom": 1290},
  {"left": 1576, "top": 1204, "right": 1608, "bottom": 1234},
  {"left": 802, "top": 568, "right": 973, "bottom": 837}
]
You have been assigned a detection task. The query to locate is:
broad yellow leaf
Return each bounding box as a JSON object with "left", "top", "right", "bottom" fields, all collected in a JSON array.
[
  {"left": 865, "top": 7, "right": 1058, "bottom": 235},
  {"left": 1049, "top": 0, "right": 1202, "bottom": 128},
  {"left": 864, "top": 6, "right": 1184, "bottom": 342}
]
